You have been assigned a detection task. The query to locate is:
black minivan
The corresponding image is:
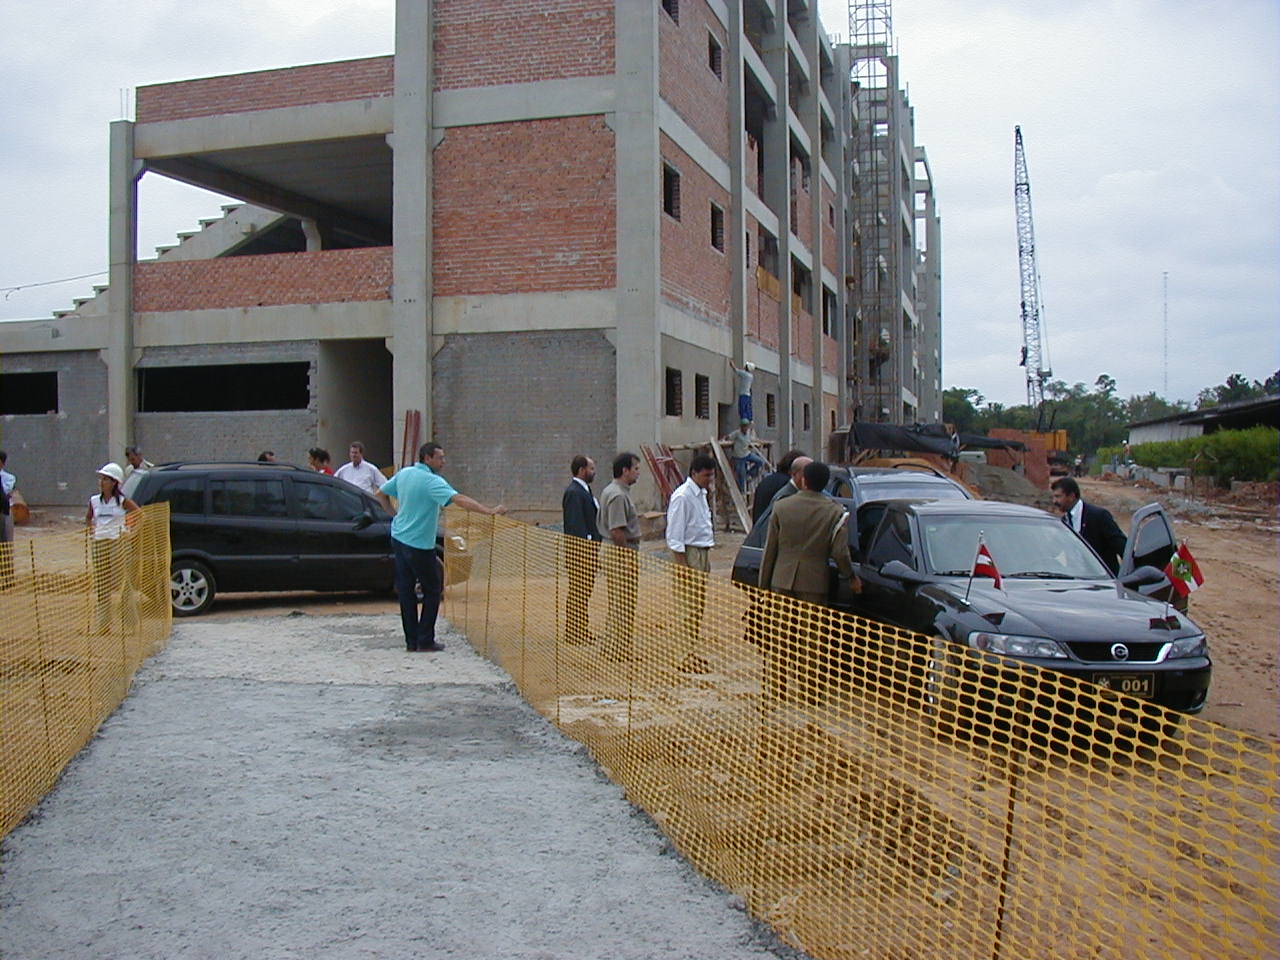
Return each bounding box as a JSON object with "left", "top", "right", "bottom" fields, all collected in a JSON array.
[{"left": 127, "top": 462, "right": 394, "bottom": 615}]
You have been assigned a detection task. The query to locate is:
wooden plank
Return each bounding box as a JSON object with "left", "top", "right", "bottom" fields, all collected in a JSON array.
[{"left": 709, "top": 437, "right": 751, "bottom": 533}]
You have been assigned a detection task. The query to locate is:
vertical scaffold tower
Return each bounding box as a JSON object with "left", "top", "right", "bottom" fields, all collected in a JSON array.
[{"left": 848, "top": 0, "right": 896, "bottom": 422}]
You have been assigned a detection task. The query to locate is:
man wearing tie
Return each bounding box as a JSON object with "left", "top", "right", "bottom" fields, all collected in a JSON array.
[
  {"left": 561, "top": 455, "right": 601, "bottom": 644},
  {"left": 1051, "top": 476, "right": 1127, "bottom": 575}
]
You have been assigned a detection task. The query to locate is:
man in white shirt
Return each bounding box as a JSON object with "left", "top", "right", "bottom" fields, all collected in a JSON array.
[
  {"left": 666, "top": 453, "right": 717, "bottom": 671},
  {"left": 335, "top": 442, "right": 385, "bottom": 495}
]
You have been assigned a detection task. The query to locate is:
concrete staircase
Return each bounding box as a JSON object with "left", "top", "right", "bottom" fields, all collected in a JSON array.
[{"left": 51, "top": 204, "right": 289, "bottom": 320}]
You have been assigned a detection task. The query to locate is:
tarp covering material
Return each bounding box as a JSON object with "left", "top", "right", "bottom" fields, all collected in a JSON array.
[
  {"left": 957, "top": 432, "right": 1027, "bottom": 452},
  {"left": 842, "top": 423, "right": 1028, "bottom": 456}
]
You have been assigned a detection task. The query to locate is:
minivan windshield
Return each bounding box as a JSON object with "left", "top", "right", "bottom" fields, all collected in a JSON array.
[{"left": 920, "top": 515, "right": 1112, "bottom": 580}]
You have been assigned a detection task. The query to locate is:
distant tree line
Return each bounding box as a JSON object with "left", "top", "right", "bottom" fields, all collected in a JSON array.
[{"left": 943, "top": 370, "right": 1279, "bottom": 458}]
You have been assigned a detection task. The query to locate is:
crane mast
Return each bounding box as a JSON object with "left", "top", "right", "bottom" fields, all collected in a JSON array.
[{"left": 1013, "top": 126, "right": 1050, "bottom": 409}]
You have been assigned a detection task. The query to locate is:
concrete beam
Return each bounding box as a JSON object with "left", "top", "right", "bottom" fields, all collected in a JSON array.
[
  {"left": 144, "top": 156, "right": 391, "bottom": 244},
  {"left": 133, "top": 98, "right": 394, "bottom": 159},
  {"left": 658, "top": 100, "right": 730, "bottom": 192},
  {"left": 135, "top": 301, "right": 390, "bottom": 348},
  {"left": 434, "top": 76, "right": 614, "bottom": 128}
]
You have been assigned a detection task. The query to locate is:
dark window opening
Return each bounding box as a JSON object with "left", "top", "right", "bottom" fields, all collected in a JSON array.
[
  {"left": 0, "top": 371, "right": 58, "bottom": 414},
  {"left": 665, "top": 367, "right": 683, "bottom": 417},
  {"left": 830, "top": 410, "right": 837, "bottom": 431},
  {"left": 803, "top": 402, "right": 812, "bottom": 431},
  {"left": 828, "top": 204, "right": 836, "bottom": 227},
  {"left": 708, "top": 33, "right": 723, "bottom": 79},
  {"left": 710, "top": 204, "right": 725, "bottom": 251},
  {"left": 744, "top": 230, "right": 752, "bottom": 268},
  {"left": 758, "top": 227, "right": 779, "bottom": 278},
  {"left": 694, "top": 374, "right": 710, "bottom": 419},
  {"left": 661, "top": 0, "right": 679, "bottom": 23},
  {"left": 766, "top": 393, "right": 777, "bottom": 427},
  {"left": 138, "top": 362, "right": 310, "bottom": 412},
  {"left": 822, "top": 287, "right": 837, "bottom": 336},
  {"left": 662, "top": 163, "right": 681, "bottom": 220}
]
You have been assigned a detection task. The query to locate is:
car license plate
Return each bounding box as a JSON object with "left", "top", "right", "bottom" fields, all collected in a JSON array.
[{"left": 1093, "top": 673, "right": 1154, "bottom": 698}]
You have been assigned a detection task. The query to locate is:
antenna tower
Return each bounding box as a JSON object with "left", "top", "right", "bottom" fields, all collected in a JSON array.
[{"left": 1013, "top": 126, "right": 1051, "bottom": 409}]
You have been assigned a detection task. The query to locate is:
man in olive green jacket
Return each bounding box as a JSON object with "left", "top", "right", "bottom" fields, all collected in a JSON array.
[{"left": 759, "top": 460, "right": 853, "bottom": 605}]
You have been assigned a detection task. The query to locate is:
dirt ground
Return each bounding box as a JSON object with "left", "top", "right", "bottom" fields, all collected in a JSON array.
[{"left": 16, "top": 477, "right": 1277, "bottom": 740}]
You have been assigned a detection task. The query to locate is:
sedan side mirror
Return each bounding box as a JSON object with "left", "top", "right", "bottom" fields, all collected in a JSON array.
[
  {"left": 1119, "top": 565, "right": 1167, "bottom": 589},
  {"left": 879, "top": 560, "right": 929, "bottom": 585}
]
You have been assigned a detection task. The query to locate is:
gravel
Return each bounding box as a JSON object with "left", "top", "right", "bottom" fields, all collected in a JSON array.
[{"left": 0, "top": 613, "right": 806, "bottom": 960}]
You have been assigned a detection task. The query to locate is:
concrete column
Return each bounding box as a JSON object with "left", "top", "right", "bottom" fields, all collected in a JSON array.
[
  {"left": 727, "top": 1, "right": 747, "bottom": 369},
  {"left": 107, "top": 120, "right": 139, "bottom": 464},
  {"left": 390, "top": 0, "right": 433, "bottom": 462},
  {"left": 835, "top": 45, "right": 851, "bottom": 426},
  {"left": 761, "top": 19, "right": 792, "bottom": 451},
  {"left": 800, "top": 15, "right": 825, "bottom": 452},
  {"left": 613, "top": 1, "right": 662, "bottom": 453}
]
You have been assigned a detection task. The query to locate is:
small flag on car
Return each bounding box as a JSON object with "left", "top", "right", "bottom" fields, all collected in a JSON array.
[
  {"left": 1163, "top": 542, "right": 1204, "bottom": 597},
  {"left": 970, "top": 533, "right": 1002, "bottom": 590}
]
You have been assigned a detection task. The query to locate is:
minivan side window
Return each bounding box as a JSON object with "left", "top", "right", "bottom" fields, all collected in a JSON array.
[
  {"left": 295, "top": 480, "right": 366, "bottom": 523},
  {"left": 153, "top": 477, "right": 204, "bottom": 515},
  {"left": 210, "top": 479, "right": 288, "bottom": 518}
]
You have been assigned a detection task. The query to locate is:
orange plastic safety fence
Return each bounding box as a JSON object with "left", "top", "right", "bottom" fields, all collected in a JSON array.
[
  {"left": 0, "top": 503, "right": 172, "bottom": 837},
  {"left": 444, "top": 510, "right": 1277, "bottom": 960}
]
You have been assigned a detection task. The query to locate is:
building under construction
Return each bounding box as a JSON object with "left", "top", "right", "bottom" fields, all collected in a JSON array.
[{"left": 0, "top": 0, "right": 941, "bottom": 507}]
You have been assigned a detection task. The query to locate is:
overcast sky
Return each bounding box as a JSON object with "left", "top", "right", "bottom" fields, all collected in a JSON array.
[{"left": 2, "top": 1, "right": 1276, "bottom": 407}]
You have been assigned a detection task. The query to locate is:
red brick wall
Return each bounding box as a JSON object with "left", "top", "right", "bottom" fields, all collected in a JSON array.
[
  {"left": 790, "top": 156, "right": 813, "bottom": 248},
  {"left": 792, "top": 308, "right": 814, "bottom": 363},
  {"left": 434, "top": 117, "right": 616, "bottom": 296},
  {"left": 659, "top": 0, "right": 730, "bottom": 160},
  {"left": 660, "top": 134, "right": 731, "bottom": 323},
  {"left": 823, "top": 333, "right": 839, "bottom": 375},
  {"left": 435, "top": 0, "right": 614, "bottom": 89},
  {"left": 746, "top": 214, "right": 779, "bottom": 349},
  {"left": 746, "top": 134, "right": 760, "bottom": 198},
  {"left": 134, "top": 248, "right": 391, "bottom": 312},
  {"left": 136, "top": 57, "right": 393, "bottom": 123},
  {"left": 822, "top": 181, "right": 838, "bottom": 273}
]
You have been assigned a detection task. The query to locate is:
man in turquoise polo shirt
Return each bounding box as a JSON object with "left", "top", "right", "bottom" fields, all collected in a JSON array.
[{"left": 376, "top": 443, "right": 507, "bottom": 652}]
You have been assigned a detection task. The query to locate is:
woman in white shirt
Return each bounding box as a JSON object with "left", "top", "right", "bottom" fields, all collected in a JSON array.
[{"left": 85, "top": 462, "right": 140, "bottom": 632}]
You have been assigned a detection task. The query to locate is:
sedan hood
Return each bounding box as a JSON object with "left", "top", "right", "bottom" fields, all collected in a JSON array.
[{"left": 931, "top": 579, "right": 1200, "bottom": 642}]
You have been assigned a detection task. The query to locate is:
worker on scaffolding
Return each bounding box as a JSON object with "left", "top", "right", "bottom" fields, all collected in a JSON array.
[
  {"left": 729, "top": 360, "right": 756, "bottom": 423},
  {"left": 724, "top": 419, "right": 767, "bottom": 493}
]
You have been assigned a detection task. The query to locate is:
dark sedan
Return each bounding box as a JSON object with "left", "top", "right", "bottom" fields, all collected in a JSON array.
[
  {"left": 731, "top": 467, "right": 973, "bottom": 598},
  {"left": 852, "top": 499, "right": 1209, "bottom": 712}
]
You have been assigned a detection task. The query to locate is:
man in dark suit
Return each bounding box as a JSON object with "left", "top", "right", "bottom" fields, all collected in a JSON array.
[
  {"left": 1051, "top": 476, "right": 1127, "bottom": 574},
  {"left": 561, "top": 455, "right": 601, "bottom": 644},
  {"left": 751, "top": 449, "right": 805, "bottom": 524}
]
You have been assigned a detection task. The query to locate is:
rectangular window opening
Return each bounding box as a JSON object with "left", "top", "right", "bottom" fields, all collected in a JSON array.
[
  {"left": 662, "top": 163, "right": 682, "bottom": 220},
  {"left": 138, "top": 362, "right": 310, "bottom": 412},
  {"left": 661, "top": 0, "right": 679, "bottom": 25},
  {"left": 708, "top": 33, "right": 723, "bottom": 79},
  {"left": 710, "top": 203, "right": 725, "bottom": 252},
  {"left": 744, "top": 230, "right": 752, "bottom": 268},
  {"left": 765, "top": 392, "right": 777, "bottom": 428},
  {"left": 803, "top": 402, "right": 812, "bottom": 431},
  {"left": 0, "top": 371, "right": 58, "bottom": 414},
  {"left": 665, "top": 367, "right": 683, "bottom": 417},
  {"left": 694, "top": 374, "right": 710, "bottom": 419}
]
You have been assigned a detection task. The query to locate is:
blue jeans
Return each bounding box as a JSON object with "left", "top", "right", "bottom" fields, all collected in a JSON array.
[
  {"left": 732, "top": 452, "right": 767, "bottom": 490},
  {"left": 738, "top": 393, "right": 753, "bottom": 422},
  {"left": 393, "top": 538, "right": 443, "bottom": 650}
]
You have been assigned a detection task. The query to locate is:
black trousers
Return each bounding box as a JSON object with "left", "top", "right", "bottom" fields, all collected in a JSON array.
[
  {"left": 564, "top": 539, "right": 600, "bottom": 643},
  {"left": 394, "top": 539, "right": 443, "bottom": 650}
]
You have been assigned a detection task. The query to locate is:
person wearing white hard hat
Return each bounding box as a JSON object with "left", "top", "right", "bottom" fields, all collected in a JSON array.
[{"left": 85, "top": 462, "right": 140, "bottom": 633}]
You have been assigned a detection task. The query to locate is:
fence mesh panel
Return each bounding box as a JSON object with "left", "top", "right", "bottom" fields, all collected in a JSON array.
[
  {"left": 0, "top": 503, "right": 172, "bottom": 837},
  {"left": 445, "top": 510, "right": 1277, "bottom": 960}
]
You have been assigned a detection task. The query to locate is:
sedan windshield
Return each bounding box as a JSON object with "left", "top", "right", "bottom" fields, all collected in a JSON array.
[{"left": 920, "top": 516, "right": 1113, "bottom": 580}]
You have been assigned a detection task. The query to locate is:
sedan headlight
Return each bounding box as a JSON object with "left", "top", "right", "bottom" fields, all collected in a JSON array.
[
  {"left": 968, "top": 631, "right": 1068, "bottom": 659},
  {"left": 1166, "top": 634, "right": 1206, "bottom": 659}
]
